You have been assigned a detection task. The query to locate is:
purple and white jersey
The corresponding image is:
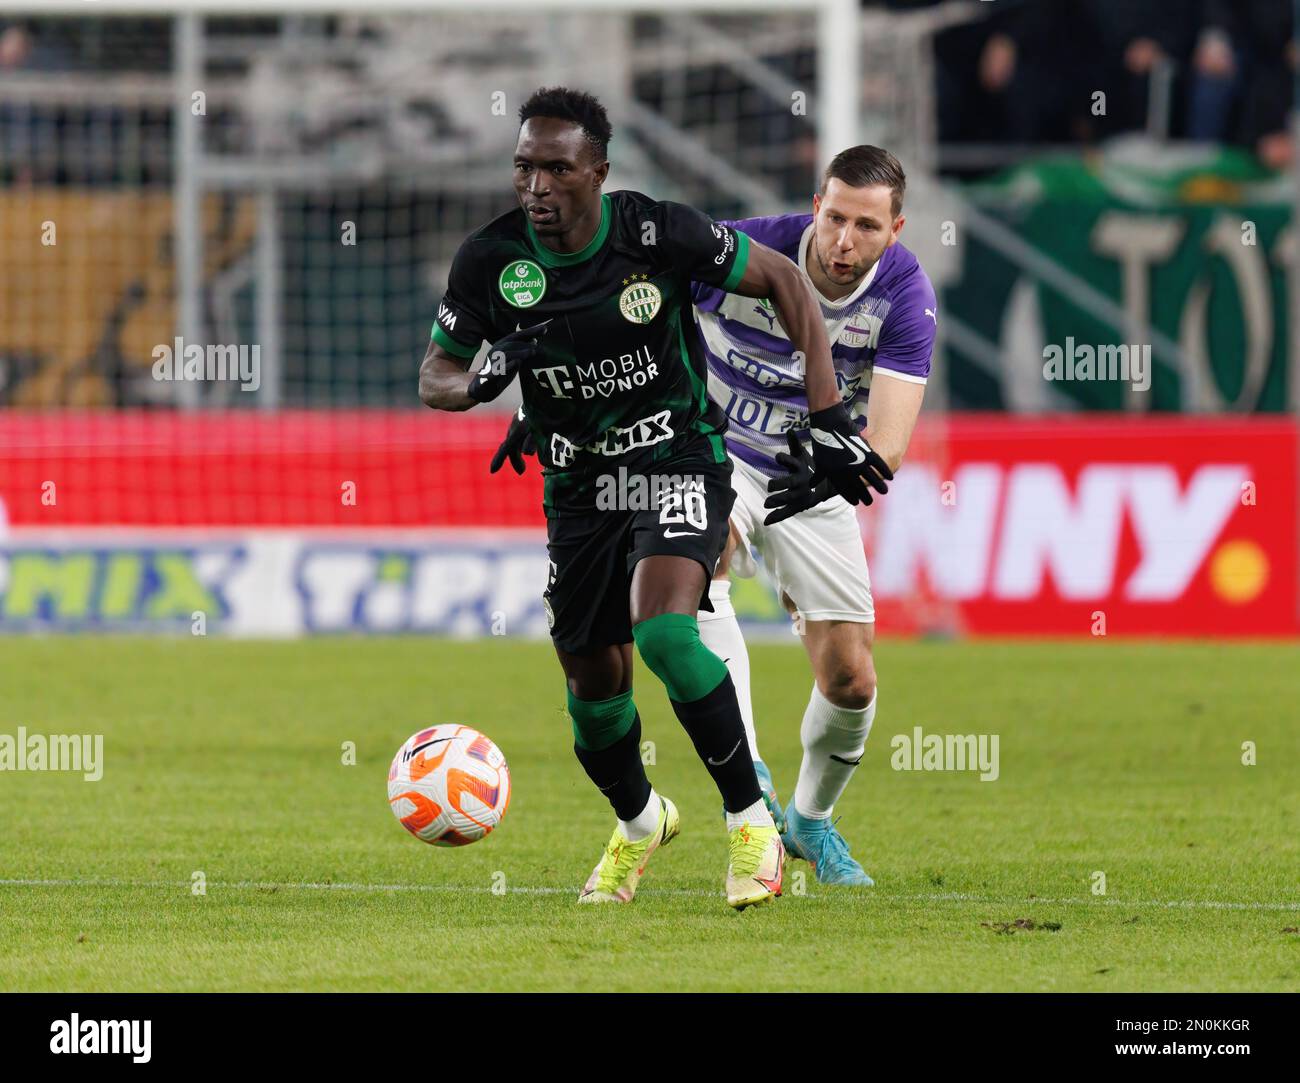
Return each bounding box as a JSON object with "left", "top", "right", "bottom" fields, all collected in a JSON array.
[{"left": 691, "top": 214, "right": 936, "bottom": 476}]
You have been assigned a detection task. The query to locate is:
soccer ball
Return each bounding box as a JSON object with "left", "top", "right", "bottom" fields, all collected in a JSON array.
[{"left": 387, "top": 724, "right": 511, "bottom": 846}]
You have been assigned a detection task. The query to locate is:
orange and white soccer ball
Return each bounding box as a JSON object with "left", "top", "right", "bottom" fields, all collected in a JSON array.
[{"left": 388, "top": 724, "right": 511, "bottom": 846}]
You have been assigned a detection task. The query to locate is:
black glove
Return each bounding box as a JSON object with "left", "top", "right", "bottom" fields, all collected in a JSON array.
[
  {"left": 807, "top": 403, "right": 893, "bottom": 505},
  {"left": 489, "top": 406, "right": 537, "bottom": 475},
  {"left": 466, "top": 320, "right": 550, "bottom": 403},
  {"left": 763, "top": 431, "right": 836, "bottom": 525}
]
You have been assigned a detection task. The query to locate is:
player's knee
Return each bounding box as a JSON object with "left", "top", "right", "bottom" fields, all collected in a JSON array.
[
  {"left": 632, "top": 613, "right": 727, "bottom": 703},
  {"left": 567, "top": 673, "right": 622, "bottom": 702},
  {"left": 822, "top": 656, "right": 876, "bottom": 710},
  {"left": 558, "top": 644, "right": 629, "bottom": 702},
  {"left": 632, "top": 614, "right": 696, "bottom": 678}
]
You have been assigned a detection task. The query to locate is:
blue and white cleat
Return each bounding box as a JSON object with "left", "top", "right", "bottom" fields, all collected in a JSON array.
[
  {"left": 754, "top": 759, "right": 787, "bottom": 836},
  {"left": 782, "top": 807, "right": 875, "bottom": 886}
]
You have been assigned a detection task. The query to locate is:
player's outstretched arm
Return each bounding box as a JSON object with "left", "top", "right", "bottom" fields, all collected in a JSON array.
[
  {"left": 862, "top": 371, "right": 925, "bottom": 475},
  {"left": 418, "top": 340, "right": 478, "bottom": 411},
  {"left": 418, "top": 320, "right": 550, "bottom": 412},
  {"left": 727, "top": 240, "right": 839, "bottom": 414},
  {"left": 729, "top": 240, "right": 891, "bottom": 507}
]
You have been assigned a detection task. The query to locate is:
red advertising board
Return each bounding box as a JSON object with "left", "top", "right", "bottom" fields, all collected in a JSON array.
[
  {"left": 1, "top": 411, "right": 1295, "bottom": 636},
  {"left": 0, "top": 411, "right": 543, "bottom": 528},
  {"left": 866, "top": 415, "right": 1297, "bottom": 637}
]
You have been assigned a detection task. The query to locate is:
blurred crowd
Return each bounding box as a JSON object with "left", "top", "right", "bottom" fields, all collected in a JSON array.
[
  {"left": 3, "top": 4, "right": 1297, "bottom": 174},
  {"left": 907, "top": 0, "right": 1296, "bottom": 171}
]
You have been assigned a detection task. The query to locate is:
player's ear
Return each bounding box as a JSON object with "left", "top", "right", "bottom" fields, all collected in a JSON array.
[
  {"left": 812, "top": 192, "right": 821, "bottom": 217},
  {"left": 592, "top": 158, "right": 610, "bottom": 187},
  {"left": 889, "top": 213, "right": 905, "bottom": 245}
]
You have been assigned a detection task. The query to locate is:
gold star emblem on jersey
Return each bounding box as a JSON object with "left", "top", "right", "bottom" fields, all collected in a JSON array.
[{"left": 618, "top": 279, "right": 662, "bottom": 324}]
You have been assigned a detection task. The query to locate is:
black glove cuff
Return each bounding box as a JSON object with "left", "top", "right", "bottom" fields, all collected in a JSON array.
[
  {"left": 466, "top": 373, "right": 493, "bottom": 404},
  {"left": 809, "top": 402, "right": 852, "bottom": 433}
]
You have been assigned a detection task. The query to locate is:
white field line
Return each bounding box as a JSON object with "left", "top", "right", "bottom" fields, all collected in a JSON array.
[{"left": 1, "top": 877, "right": 1298, "bottom": 912}]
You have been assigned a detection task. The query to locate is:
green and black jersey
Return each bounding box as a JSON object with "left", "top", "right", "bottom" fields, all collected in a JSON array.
[{"left": 431, "top": 190, "right": 751, "bottom": 517}]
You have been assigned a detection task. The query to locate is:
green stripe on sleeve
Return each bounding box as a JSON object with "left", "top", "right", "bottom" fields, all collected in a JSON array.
[
  {"left": 431, "top": 323, "right": 480, "bottom": 359},
  {"left": 720, "top": 229, "right": 750, "bottom": 292},
  {"left": 678, "top": 323, "right": 726, "bottom": 462}
]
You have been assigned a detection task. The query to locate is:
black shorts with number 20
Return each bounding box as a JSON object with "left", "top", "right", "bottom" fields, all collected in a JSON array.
[{"left": 543, "top": 454, "right": 736, "bottom": 655}]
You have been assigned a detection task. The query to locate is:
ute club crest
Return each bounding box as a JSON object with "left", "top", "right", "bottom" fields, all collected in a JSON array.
[{"left": 618, "top": 277, "right": 662, "bottom": 324}]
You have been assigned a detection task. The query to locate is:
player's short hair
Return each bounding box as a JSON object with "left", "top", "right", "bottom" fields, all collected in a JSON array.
[
  {"left": 820, "top": 145, "right": 906, "bottom": 218},
  {"left": 518, "top": 87, "right": 613, "bottom": 163}
]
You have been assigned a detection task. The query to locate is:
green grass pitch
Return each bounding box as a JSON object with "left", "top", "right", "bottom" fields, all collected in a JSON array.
[{"left": 1, "top": 637, "right": 1297, "bottom": 992}]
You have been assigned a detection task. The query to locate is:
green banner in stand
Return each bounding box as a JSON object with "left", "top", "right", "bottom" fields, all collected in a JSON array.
[{"left": 944, "top": 146, "right": 1294, "bottom": 412}]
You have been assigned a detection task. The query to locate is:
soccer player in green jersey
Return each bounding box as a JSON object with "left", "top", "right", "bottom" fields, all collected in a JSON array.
[{"left": 419, "top": 87, "right": 884, "bottom": 909}]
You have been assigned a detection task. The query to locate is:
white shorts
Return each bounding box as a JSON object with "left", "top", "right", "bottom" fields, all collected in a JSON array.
[{"left": 726, "top": 453, "right": 875, "bottom": 623}]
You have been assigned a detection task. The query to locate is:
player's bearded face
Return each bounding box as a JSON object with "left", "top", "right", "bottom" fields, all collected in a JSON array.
[
  {"left": 810, "top": 181, "right": 902, "bottom": 288},
  {"left": 513, "top": 118, "right": 607, "bottom": 240}
]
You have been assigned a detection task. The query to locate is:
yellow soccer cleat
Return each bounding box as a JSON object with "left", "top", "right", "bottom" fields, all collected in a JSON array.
[
  {"left": 578, "top": 795, "right": 680, "bottom": 904},
  {"left": 726, "top": 822, "right": 784, "bottom": 910}
]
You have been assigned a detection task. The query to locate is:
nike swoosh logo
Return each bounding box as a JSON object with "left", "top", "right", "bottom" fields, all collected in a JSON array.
[
  {"left": 829, "top": 753, "right": 863, "bottom": 766},
  {"left": 834, "top": 431, "right": 867, "bottom": 465},
  {"left": 409, "top": 737, "right": 453, "bottom": 757},
  {"left": 810, "top": 428, "right": 866, "bottom": 466},
  {"left": 706, "top": 737, "right": 743, "bottom": 766},
  {"left": 663, "top": 529, "right": 701, "bottom": 538}
]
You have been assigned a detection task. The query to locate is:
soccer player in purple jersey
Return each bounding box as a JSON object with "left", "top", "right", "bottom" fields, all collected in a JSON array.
[{"left": 689, "top": 146, "right": 935, "bottom": 885}]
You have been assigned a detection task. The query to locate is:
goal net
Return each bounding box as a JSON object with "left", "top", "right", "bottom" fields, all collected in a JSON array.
[{"left": 0, "top": 1, "right": 961, "bottom": 638}]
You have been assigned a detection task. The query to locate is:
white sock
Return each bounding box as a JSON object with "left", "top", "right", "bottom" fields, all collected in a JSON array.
[
  {"left": 619, "top": 788, "right": 660, "bottom": 842},
  {"left": 725, "top": 797, "right": 774, "bottom": 831},
  {"left": 793, "top": 684, "right": 876, "bottom": 820},
  {"left": 697, "top": 578, "right": 760, "bottom": 760}
]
